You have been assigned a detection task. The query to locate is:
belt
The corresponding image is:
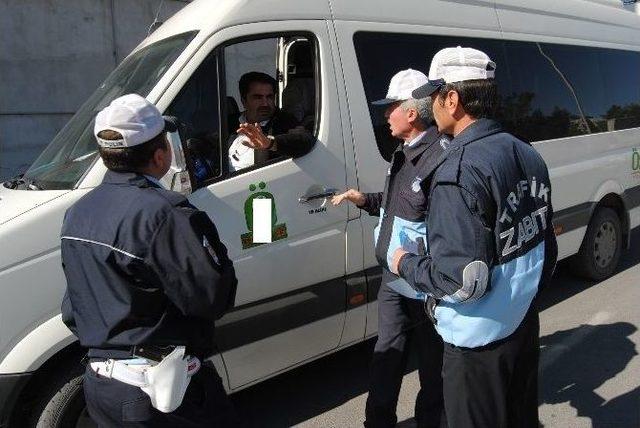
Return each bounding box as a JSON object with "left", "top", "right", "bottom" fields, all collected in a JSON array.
[
  {"left": 89, "top": 356, "right": 202, "bottom": 388},
  {"left": 90, "top": 359, "right": 150, "bottom": 387},
  {"left": 88, "top": 344, "right": 177, "bottom": 361}
]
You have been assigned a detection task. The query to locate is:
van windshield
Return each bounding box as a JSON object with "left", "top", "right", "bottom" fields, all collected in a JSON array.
[{"left": 21, "top": 31, "right": 196, "bottom": 190}]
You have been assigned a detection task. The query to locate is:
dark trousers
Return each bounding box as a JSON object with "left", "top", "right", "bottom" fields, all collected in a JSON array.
[
  {"left": 442, "top": 308, "right": 540, "bottom": 428},
  {"left": 84, "top": 361, "right": 239, "bottom": 427},
  {"left": 365, "top": 283, "right": 445, "bottom": 428}
]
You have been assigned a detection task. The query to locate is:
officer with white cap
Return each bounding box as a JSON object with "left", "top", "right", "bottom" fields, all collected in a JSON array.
[
  {"left": 333, "top": 69, "right": 449, "bottom": 428},
  {"left": 390, "top": 47, "right": 558, "bottom": 427},
  {"left": 60, "top": 93, "right": 239, "bottom": 426}
]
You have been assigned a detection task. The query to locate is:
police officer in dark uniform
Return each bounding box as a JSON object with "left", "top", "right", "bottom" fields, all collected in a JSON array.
[
  {"left": 333, "top": 69, "right": 449, "bottom": 428},
  {"left": 60, "top": 94, "right": 238, "bottom": 427},
  {"left": 390, "top": 47, "right": 558, "bottom": 428}
]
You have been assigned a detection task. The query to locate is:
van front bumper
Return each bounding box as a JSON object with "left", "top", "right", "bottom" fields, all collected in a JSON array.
[{"left": 0, "top": 373, "right": 32, "bottom": 427}]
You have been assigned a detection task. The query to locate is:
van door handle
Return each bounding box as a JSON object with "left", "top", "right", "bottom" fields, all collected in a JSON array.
[{"left": 298, "top": 188, "right": 338, "bottom": 204}]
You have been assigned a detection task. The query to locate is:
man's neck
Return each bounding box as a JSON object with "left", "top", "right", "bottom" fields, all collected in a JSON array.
[
  {"left": 403, "top": 127, "right": 426, "bottom": 144},
  {"left": 452, "top": 116, "right": 477, "bottom": 137},
  {"left": 242, "top": 112, "right": 271, "bottom": 125},
  {"left": 138, "top": 166, "right": 163, "bottom": 180}
]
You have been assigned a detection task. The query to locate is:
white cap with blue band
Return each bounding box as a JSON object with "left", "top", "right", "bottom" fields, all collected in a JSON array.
[
  {"left": 94, "top": 94, "right": 176, "bottom": 148},
  {"left": 413, "top": 46, "right": 496, "bottom": 99}
]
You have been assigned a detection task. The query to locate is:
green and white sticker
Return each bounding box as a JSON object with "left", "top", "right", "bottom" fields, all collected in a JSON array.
[{"left": 241, "top": 182, "right": 288, "bottom": 249}]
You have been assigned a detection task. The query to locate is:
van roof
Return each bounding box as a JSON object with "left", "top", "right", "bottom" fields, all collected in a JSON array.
[
  {"left": 138, "top": 0, "right": 640, "bottom": 51},
  {"left": 140, "top": 0, "right": 332, "bottom": 47}
]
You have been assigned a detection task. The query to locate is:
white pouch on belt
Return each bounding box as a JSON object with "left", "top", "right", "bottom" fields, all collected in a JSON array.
[
  {"left": 140, "top": 346, "right": 197, "bottom": 413},
  {"left": 90, "top": 346, "right": 200, "bottom": 413}
]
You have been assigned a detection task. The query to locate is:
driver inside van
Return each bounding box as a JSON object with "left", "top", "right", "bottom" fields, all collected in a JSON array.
[{"left": 228, "top": 71, "right": 315, "bottom": 171}]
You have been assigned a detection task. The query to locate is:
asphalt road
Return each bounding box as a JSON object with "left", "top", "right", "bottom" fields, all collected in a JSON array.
[{"left": 230, "top": 229, "right": 640, "bottom": 428}]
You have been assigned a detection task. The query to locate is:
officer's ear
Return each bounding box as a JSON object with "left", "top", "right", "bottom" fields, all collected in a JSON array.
[
  {"left": 406, "top": 107, "right": 419, "bottom": 125},
  {"left": 445, "top": 90, "right": 468, "bottom": 120},
  {"left": 151, "top": 147, "right": 165, "bottom": 167},
  {"left": 442, "top": 90, "right": 459, "bottom": 112},
  {"left": 150, "top": 138, "right": 171, "bottom": 170}
]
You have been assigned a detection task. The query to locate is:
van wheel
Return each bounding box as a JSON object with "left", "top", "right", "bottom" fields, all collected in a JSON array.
[
  {"left": 570, "top": 207, "right": 622, "bottom": 281},
  {"left": 27, "top": 360, "right": 96, "bottom": 428},
  {"left": 35, "top": 374, "right": 95, "bottom": 428}
]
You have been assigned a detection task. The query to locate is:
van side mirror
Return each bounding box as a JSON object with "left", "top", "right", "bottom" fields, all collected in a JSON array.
[{"left": 161, "top": 127, "right": 192, "bottom": 195}]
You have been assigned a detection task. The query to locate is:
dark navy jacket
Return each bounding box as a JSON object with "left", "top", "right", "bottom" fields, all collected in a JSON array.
[
  {"left": 359, "top": 126, "right": 449, "bottom": 287},
  {"left": 398, "top": 119, "right": 558, "bottom": 348},
  {"left": 60, "top": 171, "right": 237, "bottom": 358}
]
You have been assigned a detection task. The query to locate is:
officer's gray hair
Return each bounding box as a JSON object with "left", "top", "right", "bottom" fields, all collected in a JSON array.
[{"left": 400, "top": 97, "right": 433, "bottom": 127}]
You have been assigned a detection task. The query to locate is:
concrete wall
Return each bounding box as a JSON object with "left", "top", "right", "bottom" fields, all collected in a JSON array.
[{"left": 0, "top": 0, "right": 190, "bottom": 180}]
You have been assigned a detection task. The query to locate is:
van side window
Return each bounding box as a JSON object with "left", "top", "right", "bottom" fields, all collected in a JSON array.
[
  {"left": 501, "top": 41, "right": 591, "bottom": 141},
  {"left": 535, "top": 43, "right": 607, "bottom": 133},
  {"left": 598, "top": 49, "right": 640, "bottom": 131},
  {"left": 353, "top": 32, "right": 505, "bottom": 160},
  {"left": 223, "top": 35, "right": 318, "bottom": 175},
  {"left": 165, "top": 54, "right": 222, "bottom": 184},
  {"left": 354, "top": 31, "right": 640, "bottom": 150},
  {"left": 599, "top": 49, "right": 640, "bottom": 131},
  {"left": 503, "top": 41, "right": 640, "bottom": 139},
  {"left": 541, "top": 44, "right": 640, "bottom": 132}
]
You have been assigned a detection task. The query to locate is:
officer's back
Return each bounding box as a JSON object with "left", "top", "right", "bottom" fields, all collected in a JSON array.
[
  {"left": 60, "top": 94, "right": 238, "bottom": 427},
  {"left": 62, "top": 172, "right": 236, "bottom": 354},
  {"left": 437, "top": 120, "right": 552, "bottom": 227}
]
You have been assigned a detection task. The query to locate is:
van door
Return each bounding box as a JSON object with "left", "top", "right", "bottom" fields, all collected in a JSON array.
[{"left": 163, "top": 21, "right": 350, "bottom": 389}]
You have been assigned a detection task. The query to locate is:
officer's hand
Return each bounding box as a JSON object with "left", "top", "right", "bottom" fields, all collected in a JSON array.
[
  {"left": 331, "top": 189, "right": 365, "bottom": 207},
  {"left": 390, "top": 248, "right": 409, "bottom": 275},
  {"left": 238, "top": 123, "right": 271, "bottom": 150}
]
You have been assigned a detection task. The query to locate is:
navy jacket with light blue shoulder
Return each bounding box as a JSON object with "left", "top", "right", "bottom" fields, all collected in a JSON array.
[
  {"left": 359, "top": 126, "right": 449, "bottom": 289},
  {"left": 398, "top": 119, "right": 558, "bottom": 348}
]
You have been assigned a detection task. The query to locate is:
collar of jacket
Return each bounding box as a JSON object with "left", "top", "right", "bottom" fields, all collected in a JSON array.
[
  {"left": 102, "top": 170, "right": 161, "bottom": 189},
  {"left": 415, "top": 119, "right": 502, "bottom": 181},
  {"left": 450, "top": 118, "right": 503, "bottom": 148}
]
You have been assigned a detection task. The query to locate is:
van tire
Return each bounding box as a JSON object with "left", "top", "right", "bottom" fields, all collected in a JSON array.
[
  {"left": 25, "top": 357, "right": 95, "bottom": 428},
  {"left": 570, "top": 207, "right": 622, "bottom": 281},
  {"left": 35, "top": 373, "right": 86, "bottom": 428}
]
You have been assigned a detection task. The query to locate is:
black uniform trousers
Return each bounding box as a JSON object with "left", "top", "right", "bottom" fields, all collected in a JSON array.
[
  {"left": 84, "top": 361, "right": 238, "bottom": 427},
  {"left": 365, "top": 283, "right": 445, "bottom": 428},
  {"left": 442, "top": 307, "right": 540, "bottom": 428}
]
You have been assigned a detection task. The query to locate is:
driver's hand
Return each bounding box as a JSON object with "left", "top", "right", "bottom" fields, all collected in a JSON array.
[{"left": 238, "top": 123, "right": 271, "bottom": 149}]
